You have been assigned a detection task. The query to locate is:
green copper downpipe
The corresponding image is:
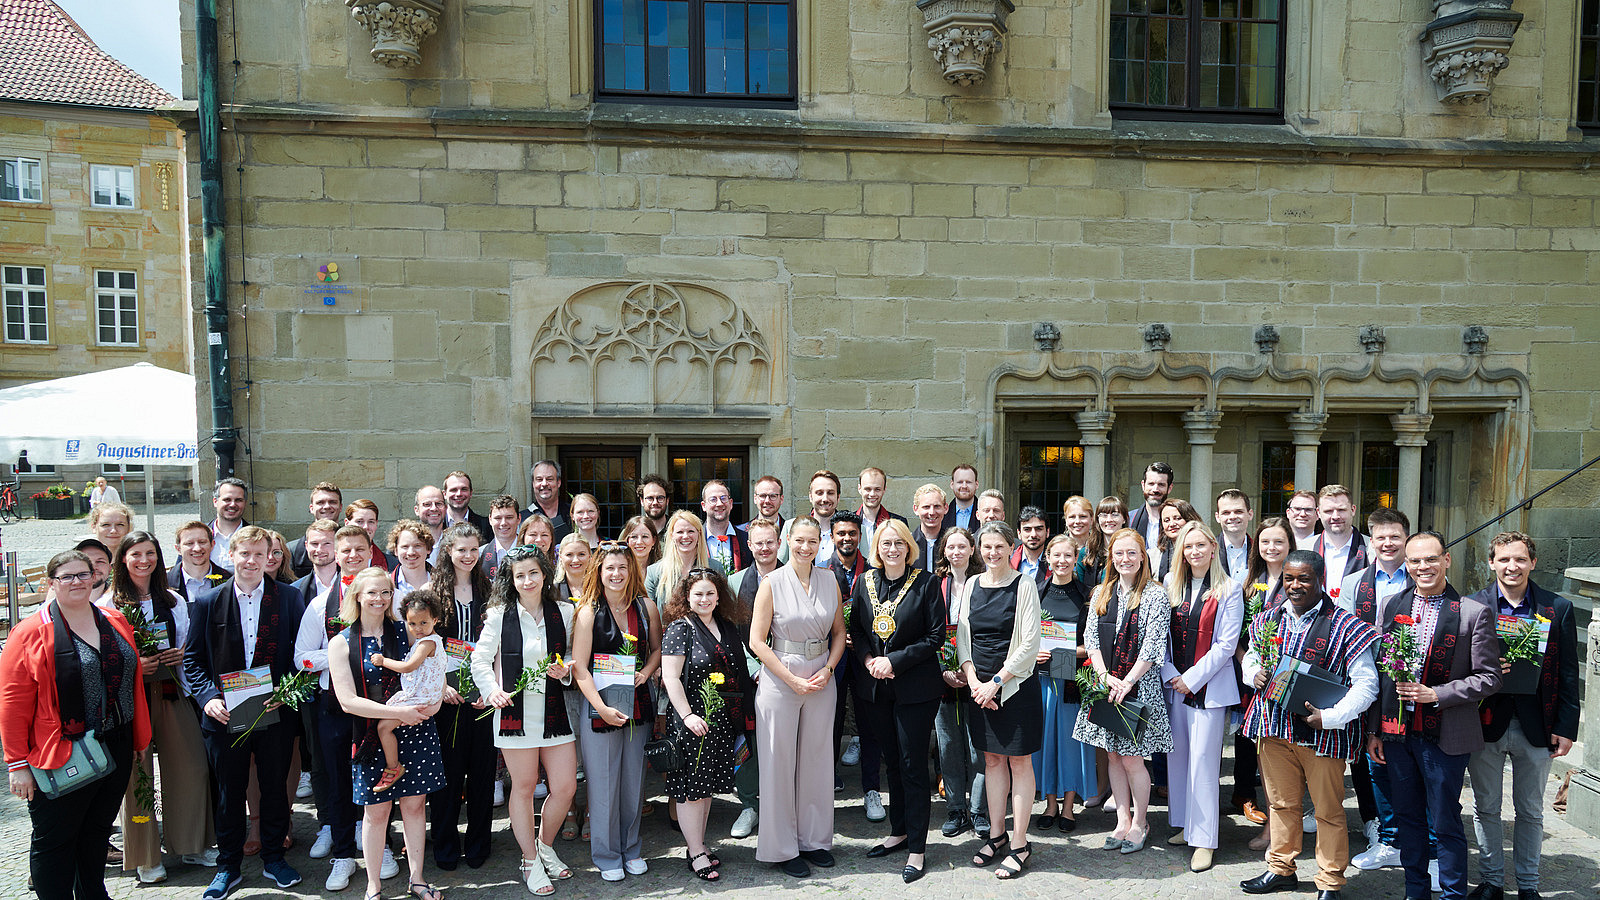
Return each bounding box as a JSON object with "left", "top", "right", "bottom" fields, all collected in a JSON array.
[{"left": 195, "top": 0, "right": 236, "bottom": 480}]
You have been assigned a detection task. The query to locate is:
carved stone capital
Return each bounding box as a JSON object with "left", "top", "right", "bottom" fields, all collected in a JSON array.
[
  {"left": 348, "top": 0, "right": 444, "bottom": 69},
  {"left": 1359, "top": 324, "right": 1387, "bottom": 354},
  {"left": 918, "top": 0, "right": 1014, "bottom": 87},
  {"left": 1286, "top": 412, "right": 1329, "bottom": 446},
  {"left": 1182, "top": 409, "right": 1224, "bottom": 445},
  {"left": 1074, "top": 409, "right": 1115, "bottom": 444},
  {"left": 1389, "top": 413, "right": 1435, "bottom": 447},
  {"left": 1419, "top": 5, "right": 1522, "bottom": 104}
]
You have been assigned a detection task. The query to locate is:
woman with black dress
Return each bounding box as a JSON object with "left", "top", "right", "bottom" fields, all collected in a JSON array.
[
  {"left": 427, "top": 524, "right": 494, "bottom": 871},
  {"left": 957, "top": 521, "right": 1042, "bottom": 880},
  {"left": 848, "top": 519, "right": 945, "bottom": 882},
  {"left": 660, "top": 569, "right": 751, "bottom": 882},
  {"left": 1032, "top": 534, "right": 1094, "bottom": 834}
]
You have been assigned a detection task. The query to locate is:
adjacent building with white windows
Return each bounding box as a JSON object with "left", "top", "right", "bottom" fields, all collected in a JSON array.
[{"left": 1, "top": 0, "right": 193, "bottom": 499}]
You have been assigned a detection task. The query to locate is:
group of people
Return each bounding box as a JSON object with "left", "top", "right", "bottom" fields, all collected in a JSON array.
[{"left": 0, "top": 459, "right": 1579, "bottom": 900}]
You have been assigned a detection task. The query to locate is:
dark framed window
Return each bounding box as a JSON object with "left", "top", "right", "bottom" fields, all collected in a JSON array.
[
  {"left": 1358, "top": 443, "right": 1399, "bottom": 523},
  {"left": 1018, "top": 442, "right": 1084, "bottom": 534},
  {"left": 596, "top": 0, "right": 796, "bottom": 105},
  {"left": 669, "top": 446, "right": 748, "bottom": 526},
  {"left": 1110, "top": 0, "right": 1285, "bottom": 120},
  {"left": 557, "top": 445, "right": 641, "bottom": 537},
  {"left": 1580, "top": 0, "right": 1600, "bottom": 130},
  {"left": 1258, "top": 441, "right": 1336, "bottom": 518}
]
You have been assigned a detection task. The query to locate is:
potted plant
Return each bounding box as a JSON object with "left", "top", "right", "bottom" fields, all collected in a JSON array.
[{"left": 31, "top": 484, "right": 76, "bottom": 520}]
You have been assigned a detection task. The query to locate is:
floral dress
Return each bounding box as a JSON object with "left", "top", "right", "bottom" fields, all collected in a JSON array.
[{"left": 1073, "top": 582, "right": 1175, "bottom": 757}]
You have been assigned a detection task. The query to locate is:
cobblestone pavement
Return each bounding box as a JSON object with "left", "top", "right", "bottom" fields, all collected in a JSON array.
[
  {"left": 0, "top": 502, "right": 204, "bottom": 570},
  {"left": 0, "top": 754, "right": 1596, "bottom": 900}
]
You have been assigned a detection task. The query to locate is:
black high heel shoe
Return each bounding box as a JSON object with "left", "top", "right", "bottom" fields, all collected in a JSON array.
[{"left": 972, "top": 832, "right": 1008, "bottom": 867}]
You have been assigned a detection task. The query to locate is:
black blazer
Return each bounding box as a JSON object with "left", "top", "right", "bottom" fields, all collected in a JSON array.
[
  {"left": 1127, "top": 504, "right": 1154, "bottom": 541},
  {"left": 1468, "top": 580, "right": 1581, "bottom": 748},
  {"left": 519, "top": 497, "right": 573, "bottom": 544},
  {"left": 940, "top": 502, "right": 976, "bottom": 534},
  {"left": 183, "top": 577, "right": 306, "bottom": 734},
  {"left": 847, "top": 568, "right": 946, "bottom": 706},
  {"left": 166, "top": 560, "right": 231, "bottom": 602},
  {"left": 912, "top": 529, "right": 943, "bottom": 572},
  {"left": 447, "top": 509, "right": 492, "bottom": 544}
]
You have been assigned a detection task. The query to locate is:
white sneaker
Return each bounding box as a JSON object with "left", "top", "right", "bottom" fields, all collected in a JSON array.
[
  {"left": 137, "top": 864, "right": 168, "bottom": 884},
  {"left": 1361, "top": 818, "right": 1378, "bottom": 851},
  {"left": 533, "top": 780, "right": 548, "bottom": 800},
  {"left": 325, "top": 857, "right": 358, "bottom": 892},
  {"left": 296, "top": 772, "right": 314, "bottom": 799},
  {"left": 180, "top": 848, "right": 219, "bottom": 867},
  {"left": 1302, "top": 812, "right": 1317, "bottom": 833},
  {"left": 623, "top": 857, "right": 648, "bottom": 875},
  {"left": 310, "top": 825, "right": 334, "bottom": 859},
  {"left": 841, "top": 736, "right": 862, "bottom": 766},
  {"left": 379, "top": 847, "right": 399, "bottom": 880},
  {"left": 600, "top": 868, "right": 625, "bottom": 882},
  {"left": 864, "top": 789, "right": 887, "bottom": 822},
  {"left": 494, "top": 779, "right": 507, "bottom": 807},
  {"left": 1352, "top": 843, "right": 1402, "bottom": 870},
  {"left": 730, "top": 807, "right": 758, "bottom": 838},
  {"left": 1429, "top": 859, "right": 1442, "bottom": 893}
]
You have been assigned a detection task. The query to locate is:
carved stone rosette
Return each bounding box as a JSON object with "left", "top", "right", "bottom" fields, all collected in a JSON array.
[
  {"left": 1419, "top": 0, "right": 1522, "bottom": 104},
  {"left": 918, "top": 0, "right": 1014, "bottom": 87},
  {"left": 347, "top": 0, "right": 444, "bottom": 69}
]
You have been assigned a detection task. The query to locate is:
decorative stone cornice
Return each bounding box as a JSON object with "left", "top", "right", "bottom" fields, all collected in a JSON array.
[
  {"left": 347, "top": 0, "right": 444, "bottom": 69},
  {"left": 1419, "top": 1, "right": 1522, "bottom": 104},
  {"left": 918, "top": 0, "right": 1014, "bottom": 87}
]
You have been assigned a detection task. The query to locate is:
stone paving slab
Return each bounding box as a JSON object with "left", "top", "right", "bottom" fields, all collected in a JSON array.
[{"left": 2, "top": 758, "right": 1597, "bottom": 900}]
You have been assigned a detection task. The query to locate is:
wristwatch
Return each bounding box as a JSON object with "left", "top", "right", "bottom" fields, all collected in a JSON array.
[{"left": 991, "top": 674, "right": 1004, "bottom": 686}]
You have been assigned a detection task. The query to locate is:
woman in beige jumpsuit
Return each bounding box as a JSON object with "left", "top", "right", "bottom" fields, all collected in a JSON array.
[{"left": 749, "top": 516, "right": 846, "bottom": 878}]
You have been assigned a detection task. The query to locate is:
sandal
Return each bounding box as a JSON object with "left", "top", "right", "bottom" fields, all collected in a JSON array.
[
  {"left": 374, "top": 765, "right": 405, "bottom": 792},
  {"left": 519, "top": 858, "right": 553, "bottom": 896},
  {"left": 687, "top": 851, "right": 720, "bottom": 881},
  {"left": 536, "top": 841, "right": 571, "bottom": 880},
  {"left": 365, "top": 892, "right": 384, "bottom": 900},
  {"left": 409, "top": 883, "right": 443, "bottom": 900},
  {"left": 971, "top": 832, "right": 1008, "bottom": 867},
  {"left": 559, "top": 810, "right": 578, "bottom": 841},
  {"left": 995, "top": 842, "right": 1032, "bottom": 879},
  {"left": 243, "top": 815, "right": 261, "bottom": 856},
  {"left": 580, "top": 819, "right": 591, "bottom": 842},
  {"left": 704, "top": 848, "right": 721, "bottom": 868}
]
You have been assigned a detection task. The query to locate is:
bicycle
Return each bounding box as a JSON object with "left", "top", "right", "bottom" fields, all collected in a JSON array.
[{"left": 0, "top": 480, "right": 21, "bottom": 523}]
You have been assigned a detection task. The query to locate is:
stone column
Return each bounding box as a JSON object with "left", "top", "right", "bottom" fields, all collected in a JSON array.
[
  {"left": 1182, "top": 410, "right": 1224, "bottom": 509},
  {"left": 1074, "top": 409, "right": 1115, "bottom": 502},
  {"left": 1390, "top": 413, "right": 1434, "bottom": 520},
  {"left": 1286, "top": 412, "right": 1328, "bottom": 495}
]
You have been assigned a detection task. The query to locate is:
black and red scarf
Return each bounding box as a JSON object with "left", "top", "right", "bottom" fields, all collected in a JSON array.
[
  {"left": 52, "top": 601, "right": 134, "bottom": 738},
  {"left": 1315, "top": 532, "right": 1369, "bottom": 579},
  {"left": 1379, "top": 588, "right": 1461, "bottom": 741},
  {"left": 1171, "top": 575, "right": 1220, "bottom": 708},
  {"left": 591, "top": 597, "right": 653, "bottom": 733},
  {"left": 322, "top": 580, "right": 347, "bottom": 639},
  {"left": 1098, "top": 584, "right": 1146, "bottom": 680},
  {"left": 348, "top": 619, "right": 407, "bottom": 763},
  {"left": 494, "top": 599, "right": 570, "bottom": 739}
]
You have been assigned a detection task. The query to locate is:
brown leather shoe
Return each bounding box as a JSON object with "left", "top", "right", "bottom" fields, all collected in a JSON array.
[{"left": 1241, "top": 800, "right": 1268, "bottom": 825}]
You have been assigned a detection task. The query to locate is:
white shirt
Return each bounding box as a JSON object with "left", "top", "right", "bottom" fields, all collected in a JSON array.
[
  {"left": 1141, "top": 507, "right": 1162, "bottom": 563},
  {"left": 235, "top": 580, "right": 264, "bottom": 669},
  {"left": 209, "top": 520, "right": 240, "bottom": 569},
  {"left": 1222, "top": 536, "right": 1250, "bottom": 578},
  {"left": 1240, "top": 601, "right": 1378, "bottom": 731},
  {"left": 295, "top": 592, "right": 339, "bottom": 690},
  {"left": 1318, "top": 532, "right": 1356, "bottom": 595}
]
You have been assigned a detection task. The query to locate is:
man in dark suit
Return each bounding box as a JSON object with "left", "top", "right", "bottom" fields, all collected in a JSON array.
[
  {"left": 1215, "top": 489, "right": 1255, "bottom": 579},
  {"left": 1009, "top": 506, "right": 1051, "bottom": 590},
  {"left": 518, "top": 458, "right": 572, "bottom": 542},
  {"left": 1126, "top": 461, "right": 1174, "bottom": 554},
  {"left": 940, "top": 464, "right": 979, "bottom": 533},
  {"left": 911, "top": 484, "right": 948, "bottom": 571},
  {"left": 443, "top": 471, "right": 491, "bottom": 543},
  {"left": 827, "top": 512, "right": 882, "bottom": 816},
  {"left": 701, "top": 479, "right": 753, "bottom": 573},
  {"left": 740, "top": 475, "right": 785, "bottom": 536},
  {"left": 286, "top": 482, "right": 343, "bottom": 579},
  {"left": 170, "top": 520, "right": 233, "bottom": 606},
  {"left": 855, "top": 466, "right": 906, "bottom": 547},
  {"left": 638, "top": 473, "right": 673, "bottom": 537},
  {"left": 1465, "top": 532, "right": 1580, "bottom": 900},
  {"left": 184, "top": 526, "right": 307, "bottom": 898},
  {"left": 1313, "top": 485, "right": 1370, "bottom": 594},
  {"left": 1366, "top": 531, "right": 1501, "bottom": 900}
]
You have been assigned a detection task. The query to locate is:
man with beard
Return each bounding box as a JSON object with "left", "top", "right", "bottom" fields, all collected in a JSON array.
[
  {"left": 1367, "top": 532, "right": 1500, "bottom": 900},
  {"left": 208, "top": 477, "right": 249, "bottom": 569},
  {"left": 1010, "top": 506, "right": 1050, "bottom": 589},
  {"left": 414, "top": 485, "right": 447, "bottom": 564},
  {"left": 287, "top": 482, "right": 343, "bottom": 578},
  {"left": 827, "top": 512, "right": 884, "bottom": 821},
  {"left": 742, "top": 475, "right": 786, "bottom": 535},
  {"left": 1240, "top": 550, "right": 1378, "bottom": 900},
  {"left": 1126, "top": 462, "right": 1173, "bottom": 556},
  {"left": 637, "top": 474, "right": 671, "bottom": 537},
  {"left": 940, "top": 464, "right": 979, "bottom": 532},
  {"left": 443, "top": 471, "right": 490, "bottom": 542},
  {"left": 519, "top": 459, "right": 572, "bottom": 542},
  {"left": 702, "top": 479, "right": 752, "bottom": 572},
  {"left": 782, "top": 470, "right": 841, "bottom": 565}
]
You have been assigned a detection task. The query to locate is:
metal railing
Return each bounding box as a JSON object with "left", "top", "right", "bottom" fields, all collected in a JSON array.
[{"left": 1447, "top": 452, "right": 1600, "bottom": 550}]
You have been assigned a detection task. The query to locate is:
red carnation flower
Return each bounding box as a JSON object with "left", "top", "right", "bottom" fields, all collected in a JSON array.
[
  {"left": 1081, "top": 659, "right": 1094, "bottom": 668},
  {"left": 341, "top": 574, "right": 356, "bottom": 586},
  {"left": 1329, "top": 588, "right": 1341, "bottom": 598},
  {"left": 1270, "top": 635, "right": 1284, "bottom": 645},
  {"left": 1394, "top": 614, "right": 1416, "bottom": 626}
]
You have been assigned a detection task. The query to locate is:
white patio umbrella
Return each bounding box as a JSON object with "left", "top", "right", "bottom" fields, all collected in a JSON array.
[{"left": 0, "top": 362, "right": 198, "bottom": 533}]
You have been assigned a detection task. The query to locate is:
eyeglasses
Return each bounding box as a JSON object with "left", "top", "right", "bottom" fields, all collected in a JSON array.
[
  {"left": 755, "top": 492, "right": 781, "bottom": 501},
  {"left": 1287, "top": 506, "right": 1316, "bottom": 514},
  {"left": 52, "top": 571, "right": 94, "bottom": 584}
]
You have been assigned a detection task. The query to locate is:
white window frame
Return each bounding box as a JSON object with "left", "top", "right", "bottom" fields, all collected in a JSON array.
[
  {"left": 94, "top": 269, "right": 139, "bottom": 346},
  {"left": 3, "top": 265, "right": 48, "bottom": 344},
  {"left": 90, "top": 164, "right": 136, "bottom": 208},
  {"left": 1, "top": 157, "right": 43, "bottom": 203}
]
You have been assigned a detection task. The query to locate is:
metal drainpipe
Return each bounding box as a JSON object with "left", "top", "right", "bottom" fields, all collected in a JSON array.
[{"left": 196, "top": 0, "right": 237, "bottom": 481}]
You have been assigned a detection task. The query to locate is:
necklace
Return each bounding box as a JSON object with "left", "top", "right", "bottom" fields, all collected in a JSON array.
[{"left": 866, "top": 568, "right": 920, "bottom": 639}]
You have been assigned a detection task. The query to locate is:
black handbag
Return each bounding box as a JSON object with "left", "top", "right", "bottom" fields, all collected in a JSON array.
[{"left": 644, "top": 733, "right": 687, "bottom": 774}]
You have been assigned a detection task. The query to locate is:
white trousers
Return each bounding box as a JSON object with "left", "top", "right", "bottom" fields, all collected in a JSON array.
[{"left": 1167, "top": 697, "right": 1227, "bottom": 849}]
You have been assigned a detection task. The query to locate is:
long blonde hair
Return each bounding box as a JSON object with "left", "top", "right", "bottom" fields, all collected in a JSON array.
[
  {"left": 657, "top": 510, "right": 710, "bottom": 598},
  {"left": 339, "top": 566, "right": 394, "bottom": 623},
  {"left": 1164, "top": 521, "right": 1233, "bottom": 607},
  {"left": 1092, "top": 527, "right": 1152, "bottom": 616}
]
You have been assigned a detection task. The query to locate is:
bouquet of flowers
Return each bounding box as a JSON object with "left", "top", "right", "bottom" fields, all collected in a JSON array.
[
  {"left": 232, "top": 661, "right": 318, "bottom": 747},
  {"left": 117, "top": 601, "right": 176, "bottom": 678},
  {"left": 938, "top": 639, "right": 960, "bottom": 672},
  {"left": 1074, "top": 658, "right": 1110, "bottom": 707},
  {"left": 1502, "top": 615, "right": 1550, "bottom": 664},
  {"left": 1377, "top": 614, "right": 1422, "bottom": 731},
  {"left": 695, "top": 672, "right": 728, "bottom": 767},
  {"left": 1251, "top": 609, "right": 1281, "bottom": 674}
]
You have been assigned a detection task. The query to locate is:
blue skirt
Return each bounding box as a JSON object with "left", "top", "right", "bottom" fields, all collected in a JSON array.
[
  {"left": 352, "top": 719, "right": 446, "bottom": 804},
  {"left": 1032, "top": 676, "right": 1098, "bottom": 798}
]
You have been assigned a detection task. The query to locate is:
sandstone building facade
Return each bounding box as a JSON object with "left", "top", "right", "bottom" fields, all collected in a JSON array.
[{"left": 179, "top": 0, "right": 1600, "bottom": 585}]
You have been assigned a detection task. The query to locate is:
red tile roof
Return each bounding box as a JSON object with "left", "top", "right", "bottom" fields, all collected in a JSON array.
[{"left": 0, "top": 0, "right": 174, "bottom": 110}]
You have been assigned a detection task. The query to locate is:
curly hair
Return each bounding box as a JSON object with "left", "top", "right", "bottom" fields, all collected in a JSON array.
[
  {"left": 661, "top": 567, "right": 749, "bottom": 627},
  {"left": 488, "top": 545, "right": 558, "bottom": 610}
]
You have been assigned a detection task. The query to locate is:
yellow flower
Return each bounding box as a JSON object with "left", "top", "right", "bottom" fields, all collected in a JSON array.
[
  {"left": 553, "top": 653, "right": 564, "bottom": 666},
  {"left": 206, "top": 573, "right": 225, "bottom": 581},
  {"left": 622, "top": 633, "right": 636, "bottom": 641},
  {"left": 1252, "top": 583, "right": 1269, "bottom": 592},
  {"left": 1535, "top": 615, "right": 1550, "bottom": 624},
  {"left": 132, "top": 815, "right": 152, "bottom": 824},
  {"left": 709, "top": 672, "right": 726, "bottom": 685}
]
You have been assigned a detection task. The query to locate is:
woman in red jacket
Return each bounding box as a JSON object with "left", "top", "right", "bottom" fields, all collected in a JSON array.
[{"left": 1, "top": 549, "right": 152, "bottom": 900}]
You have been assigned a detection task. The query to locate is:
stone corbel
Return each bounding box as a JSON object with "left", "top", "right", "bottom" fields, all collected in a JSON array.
[
  {"left": 1419, "top": 0, "right": 1522, "bottom": 104},
  {"left": 347, "top": 0, "right": 444, "bottom": 69},
  {"left": 918, "top": 0, "right": 1014, "bottom": 87}
]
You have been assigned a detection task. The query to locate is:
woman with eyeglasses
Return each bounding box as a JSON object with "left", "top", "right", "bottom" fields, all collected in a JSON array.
[
  {"left": 472, "top": 547, "right": 576, "bottom": 895},
  {"left": 749, "top": 516, "right": 844, "bottom": 879},
  {"left": 2, "top": 549, "right": 152, "bottom": 900},
  {"left": 428, "top": 524, "right": 495, "bottom": 871},
  {"left": 659, "top": 568, "right": 752, "bottom": 882},
  {"left": 1161, "top": 522, "right": 1243, "bottom": 873},
  {"left": 1074, "top": 528, "right": 1174, "bottom": 856},
  {"left": 619, "top": 515, "right": 659, "bottom": 568},
  {"left": 104, "top": 532, "right": 215, "bottom": 884},
  {"left": 262, "top": 529, "right": 296, "bottom": 585},
  {"left": 1078, "top": 496, "right": 1128, "bottom": 589},
  {"left": 552, "top": 534, "right": 591, "bottom": 604},
  {"left": 848, "top": 519, "right": 944, "bottom": 882},
  {"left": 571, "top": 544, "right": 662, "bottom": 882},
  {"left": 570, "top": 494, "right": 602, "bottom": 550},
  {"left": 957, "top": 520, "right": 1043, "bottom": 880},
  {"left": 88, "top": 501, "right": 134, "bottom": 555},
  {"left": 645, "top": 511, "right": 718, "bottom": 610}
]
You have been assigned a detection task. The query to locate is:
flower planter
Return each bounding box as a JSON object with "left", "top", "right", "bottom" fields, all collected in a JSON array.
[{"left": 34, "top": 497, "right": 75, "bottom": 519}]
